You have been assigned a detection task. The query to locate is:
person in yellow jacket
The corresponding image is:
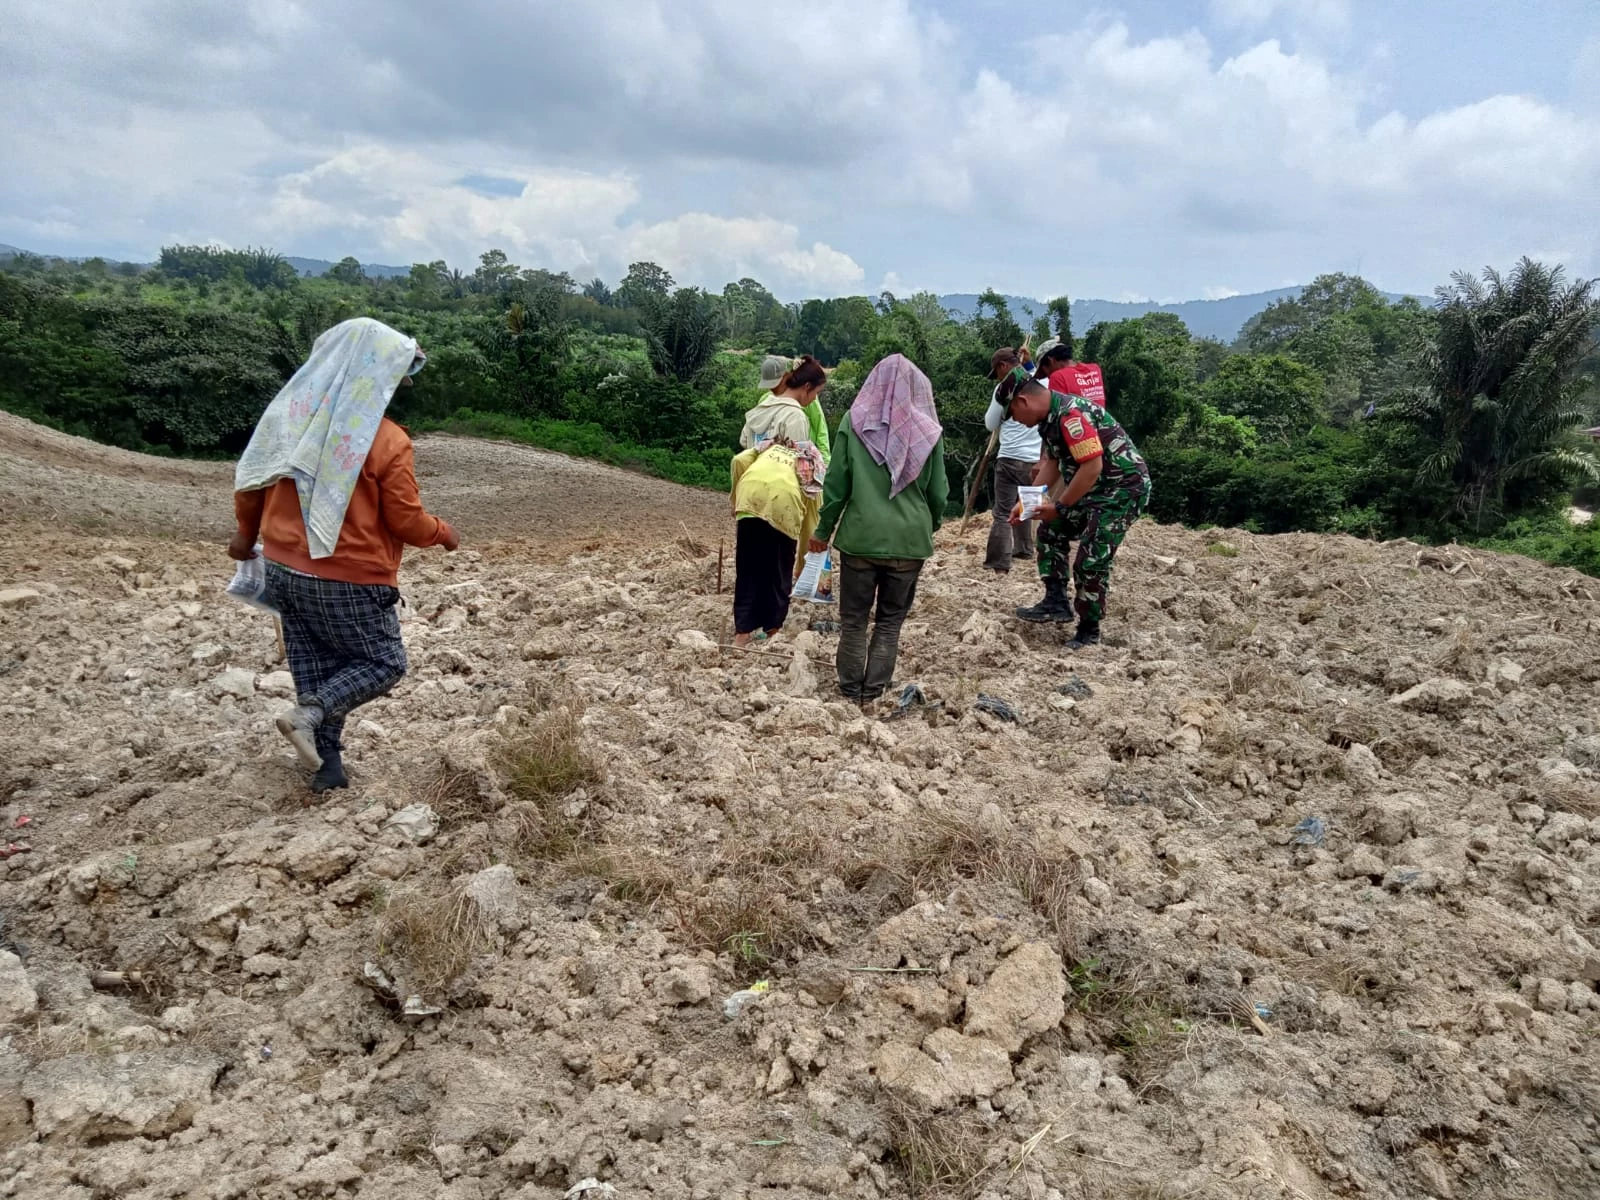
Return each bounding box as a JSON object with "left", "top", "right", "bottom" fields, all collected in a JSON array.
[{"left": 729, "top": 439, "right": 821, "bottom": 646}]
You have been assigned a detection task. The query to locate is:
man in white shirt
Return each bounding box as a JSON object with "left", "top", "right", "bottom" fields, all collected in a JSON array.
[{"left": 981, "top": 345, "right": 1047, "bottom": 572}]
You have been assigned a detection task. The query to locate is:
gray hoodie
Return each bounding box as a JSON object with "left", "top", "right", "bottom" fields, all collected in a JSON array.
[{"left": 738, "top": 393, "right": 811, "bottom": 450}]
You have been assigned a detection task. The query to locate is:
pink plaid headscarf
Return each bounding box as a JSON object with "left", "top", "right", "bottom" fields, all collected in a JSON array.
[{"left": 848, "top": 354, "right": 942, "bottom": 497}]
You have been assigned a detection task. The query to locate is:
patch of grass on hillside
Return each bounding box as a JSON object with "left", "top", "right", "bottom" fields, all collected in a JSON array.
[
  {"left": 417, "top": 409, "right": 729, "bottom": 490},
  {"left": 1473, "top": 512, "right": 1600, "bottom": 578}
]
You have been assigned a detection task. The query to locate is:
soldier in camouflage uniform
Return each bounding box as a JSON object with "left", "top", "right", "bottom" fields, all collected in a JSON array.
[{"left": 993, "top": 368, "right": 1150, "bottom": 648}]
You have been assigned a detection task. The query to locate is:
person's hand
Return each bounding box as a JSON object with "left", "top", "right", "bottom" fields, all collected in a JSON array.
[
  {"left": 808, "top": 537, "right": 829, "bottom": 554},
  {"left": 226, "top": 532, "right": 257, "bottom": 561},
  {"left": 1035, "top": 499, "right": 1059, "bottom": 523},
  {"left": 1007, "top": 501, "right": 1025, "bottom": 526},
  {"left": 440, "top": 522, "right": 461, "bottom": 552}
]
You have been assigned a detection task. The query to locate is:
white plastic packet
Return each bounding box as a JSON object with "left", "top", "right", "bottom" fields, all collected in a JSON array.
[
  {"left": 225, "top": 548, "right": 279, "bottom": 615},
  {"left": 793, "top": 550, "right": 836, "bottom": 604},
  {"left": 1017, "top": 485, "right": 1049, "bottom": 521}
]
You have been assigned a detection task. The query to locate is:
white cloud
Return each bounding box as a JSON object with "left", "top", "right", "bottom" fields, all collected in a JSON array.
[
  {"left": 1, "top": 0, "right": 1597, "bottom": 300},
  {"left": 258, "top": 143, "right": 865, "bottom": 294},
  {"left": 1209, "top": 0, "right": 1351, "bottom": 32}
]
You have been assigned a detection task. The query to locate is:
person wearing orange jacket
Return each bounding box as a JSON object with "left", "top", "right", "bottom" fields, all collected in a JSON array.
[{"left": 229, "top": 318, "right": 458, "bottom": 792}]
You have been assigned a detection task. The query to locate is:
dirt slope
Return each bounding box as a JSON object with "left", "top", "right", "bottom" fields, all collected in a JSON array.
[{"left": 1, "top": 413, "right": 1598, "bottom": 1200}]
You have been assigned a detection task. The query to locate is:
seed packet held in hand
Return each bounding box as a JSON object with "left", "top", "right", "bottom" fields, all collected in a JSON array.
[
  {"left": 1017, "top": 486, "right": 1048, "bottom": 520},
  {"left": 793, "top": 550, "right": 835, "bottom": 604},
  {"left": 225, "top": 547, "right": 278, "bottom": 615}
]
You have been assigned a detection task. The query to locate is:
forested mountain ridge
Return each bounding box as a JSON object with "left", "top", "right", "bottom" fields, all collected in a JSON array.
[{"left": 0, "top": 241, "right": 1405, "bottom": 340}]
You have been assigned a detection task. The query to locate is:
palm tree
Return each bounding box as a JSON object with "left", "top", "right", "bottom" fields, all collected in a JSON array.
[
  {"left": 642, "top": 288, "right": 723, "bottom": 383},
  {"left": 1397, "top": 258, "right": 1600, "bottom": 532}
]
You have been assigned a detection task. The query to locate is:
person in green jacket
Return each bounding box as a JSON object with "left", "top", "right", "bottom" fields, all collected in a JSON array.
[{"left": 810, "top": 354, "right": 948, "bottom": 701}]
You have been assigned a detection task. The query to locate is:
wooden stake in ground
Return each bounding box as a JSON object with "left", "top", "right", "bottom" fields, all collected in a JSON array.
[
  {"left": 717, "top": 539, "right": 724, "bottom": 594},
  {"left": 960, "top": 334, "right": 1029, "bottom": 534},
  {"left": 960, "top": 428, "right": 1001, "bottom": 534}
]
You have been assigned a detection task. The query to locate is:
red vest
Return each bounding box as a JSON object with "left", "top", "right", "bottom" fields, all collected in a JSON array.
[{"left": 1047, "top": 363, "right": 1106, "bottom": 409}]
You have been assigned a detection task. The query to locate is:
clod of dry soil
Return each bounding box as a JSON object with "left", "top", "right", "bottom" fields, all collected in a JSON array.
[{"left": 0, "top": 410, "right": 1597, "bottom": 1199}]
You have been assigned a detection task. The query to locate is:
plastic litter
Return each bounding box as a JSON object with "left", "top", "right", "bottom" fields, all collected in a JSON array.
[
  {"left": 225, "top": 547, "right": 279, "bottom": 615},
  {"left": 809, "top": 619, "right": 839, "bottom": 635},
  {"left": 1291, "top": 816, "right": 1327, "bottom": 848},
  {"left": 1253, "top": 1002, "right": 1273, "bottom": 1021},
  {"left": 565, "top": 1181, "right": 619, "bottom": 1199},
  {"left": 402, "top": 996, "right": 443, "bottom": 1019},
  {"left": 0, "top": 843, "right": 31, "bottom": 860},
  {"left": 886, "top": 683, "right": 943, "bottom": 722},
  {"left": 723, "top": 979, "right": 772, "bottom": 1020},
  {"left": 259, "top": 1044, "right": 274, "bottom": 1061},
  {"left": 13, "top": 815, "right": 32, "bottom": 829},
  {"left": 1056, "top": 676, "right": 1094, "bottom": 700},
  {"left": 975, "top": 694, "right": 1019, "bottom": 722}
]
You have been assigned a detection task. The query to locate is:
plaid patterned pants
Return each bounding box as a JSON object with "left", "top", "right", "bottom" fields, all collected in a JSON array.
[{"left": 264, "top": 563, "right": 408, "bottom": 757}]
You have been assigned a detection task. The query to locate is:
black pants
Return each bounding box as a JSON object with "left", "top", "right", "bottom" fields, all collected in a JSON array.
[
  {"left": 733, "top": 518, "right": 796, "bottom": 635},
  {"left": 983, "top": 457, "right": 1037, "bottom": 571},
  {"left": 836, "top": 554, "right": 923, "bottom": 700}
]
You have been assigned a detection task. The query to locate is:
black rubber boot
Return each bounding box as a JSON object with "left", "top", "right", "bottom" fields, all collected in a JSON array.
[
  {"left": 1068, "top": 622, "right": 1102, "bottom": 649},
  {"left": 311, "top": 752, "right": 348, "bottom": 793},
  {"left": 1015, "top": 578, "right": 1073, "bottom": 623}
]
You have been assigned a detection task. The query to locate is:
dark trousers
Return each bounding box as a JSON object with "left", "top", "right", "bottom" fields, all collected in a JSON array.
[
  {"left": 983, "top": 458, "right": 1037, "bottom": 571},
  {"left": 264, "top": 563, "right": 408, "bottom": 758},
  {"left": 836, "top": 554, "right": 923, "bottom": 700},
  {"left": 733, "top": 518, "right": 796, "bottom": 635}
]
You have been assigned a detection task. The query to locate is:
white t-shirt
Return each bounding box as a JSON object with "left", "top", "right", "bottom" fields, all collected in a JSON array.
[{"left": 985, "top": 384, "right": 1043, "bottom": 463}]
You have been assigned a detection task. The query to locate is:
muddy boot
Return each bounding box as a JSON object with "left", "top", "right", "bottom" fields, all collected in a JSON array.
[
  {"left": 1015, "top": 579, "right": 1073, "bottom": 623},
  {"left": 1068, "top": 621, "right": 1102, "bottom": 650},
  {"left": 311, "top": 752, "right": 348, "bottom": 793},
  {"left": 275, "top": 703, "right": 325, "bottom": 770}
]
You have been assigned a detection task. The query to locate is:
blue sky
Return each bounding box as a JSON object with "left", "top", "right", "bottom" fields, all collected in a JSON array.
[{"left": 3, "top": 0, "right": 1597, "bottom": 302}]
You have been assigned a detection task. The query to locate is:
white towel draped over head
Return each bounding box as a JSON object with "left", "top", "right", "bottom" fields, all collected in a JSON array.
[{"left": 234, "top": 317, "right": 420, "bottom": 558}]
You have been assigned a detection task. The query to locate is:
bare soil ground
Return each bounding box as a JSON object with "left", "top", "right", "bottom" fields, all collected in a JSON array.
[{"left": 1, "top": 412, "right": 1597, "bottom": 1200}]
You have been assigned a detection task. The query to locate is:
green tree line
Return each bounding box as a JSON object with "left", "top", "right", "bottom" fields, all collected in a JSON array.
[{"left": 1, "top": 245, "right": 1597, "bottom": 567}]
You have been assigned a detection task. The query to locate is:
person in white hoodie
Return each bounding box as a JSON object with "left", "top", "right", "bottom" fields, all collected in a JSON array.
[{"left": 740, "top": 355, "right": 826, "bottom": 450}]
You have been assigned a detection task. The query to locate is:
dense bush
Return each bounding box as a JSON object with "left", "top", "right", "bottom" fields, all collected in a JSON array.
[{"left": 2, "top": 248, "right": 1597, "bottom": 574}]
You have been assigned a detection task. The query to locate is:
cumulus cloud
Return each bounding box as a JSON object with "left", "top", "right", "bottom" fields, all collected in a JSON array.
[
  {"left": 1209, "top": 0, "right": 1351, "bottom": 32},
  {"left": 1, "top": 0, "right": 1597, "bottom": 300},
  {"left": 257, "top": 144, "right": 865, "bottom": 294}
]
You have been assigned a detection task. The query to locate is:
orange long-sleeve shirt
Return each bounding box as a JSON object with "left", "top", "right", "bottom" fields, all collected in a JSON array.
[{"left": 233, "top": 418, "right": 453, "bottom": 586}]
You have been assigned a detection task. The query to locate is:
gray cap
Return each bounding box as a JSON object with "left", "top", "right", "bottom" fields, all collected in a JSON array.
[{"left": 758, "top": 354, "right": 792, "bottom": 391}]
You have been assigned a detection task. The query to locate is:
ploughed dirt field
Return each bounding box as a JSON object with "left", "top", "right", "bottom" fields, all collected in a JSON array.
[{"left": 1, "top": 410, "right": 1597, "bottom": 1199}]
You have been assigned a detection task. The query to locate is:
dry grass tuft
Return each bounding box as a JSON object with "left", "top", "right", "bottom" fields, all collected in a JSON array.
[
  {"left": 567, "top": 846, "right": 681, "bottom": 906},
  {"left": 894, "top": 808, "right": 1080, "bottom": 957},
  {"left": 674, "top": 877, "right": 814, "bottom": 979},
  {"left": 497, "top": 704, "right": 600, "bottom": 805},
  {"left": 882, "top": 1093, "right": 992, "bottom": 1199},
  {"left": 1542, "top": 778, "right": 1600, "bottom": 819},
  {"left": 490, "top": 700, "right": 603, "bottom": 861},
  {"left": 1067, "top": 953, "right": 1197, "bottom": 1095},
  {"left": 378, "top": 881, "right": 494, "bottom": 996},
  {"left": 419, "top": 758, "right": 495, "bottom": 831}
]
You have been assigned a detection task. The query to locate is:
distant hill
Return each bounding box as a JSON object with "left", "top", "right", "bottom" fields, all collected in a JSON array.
[
  {"left": 0, "top": 244, "right": 409, "bottom": 280},
  {"left": 1, "top": 242, "right": 1412, "bottom": 337},
  {"left": 938, "top": 288, "right": 1414, "bottom": 343},
  {"left": 285, "top": 256, "right": 410, "bottom": 279}
]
